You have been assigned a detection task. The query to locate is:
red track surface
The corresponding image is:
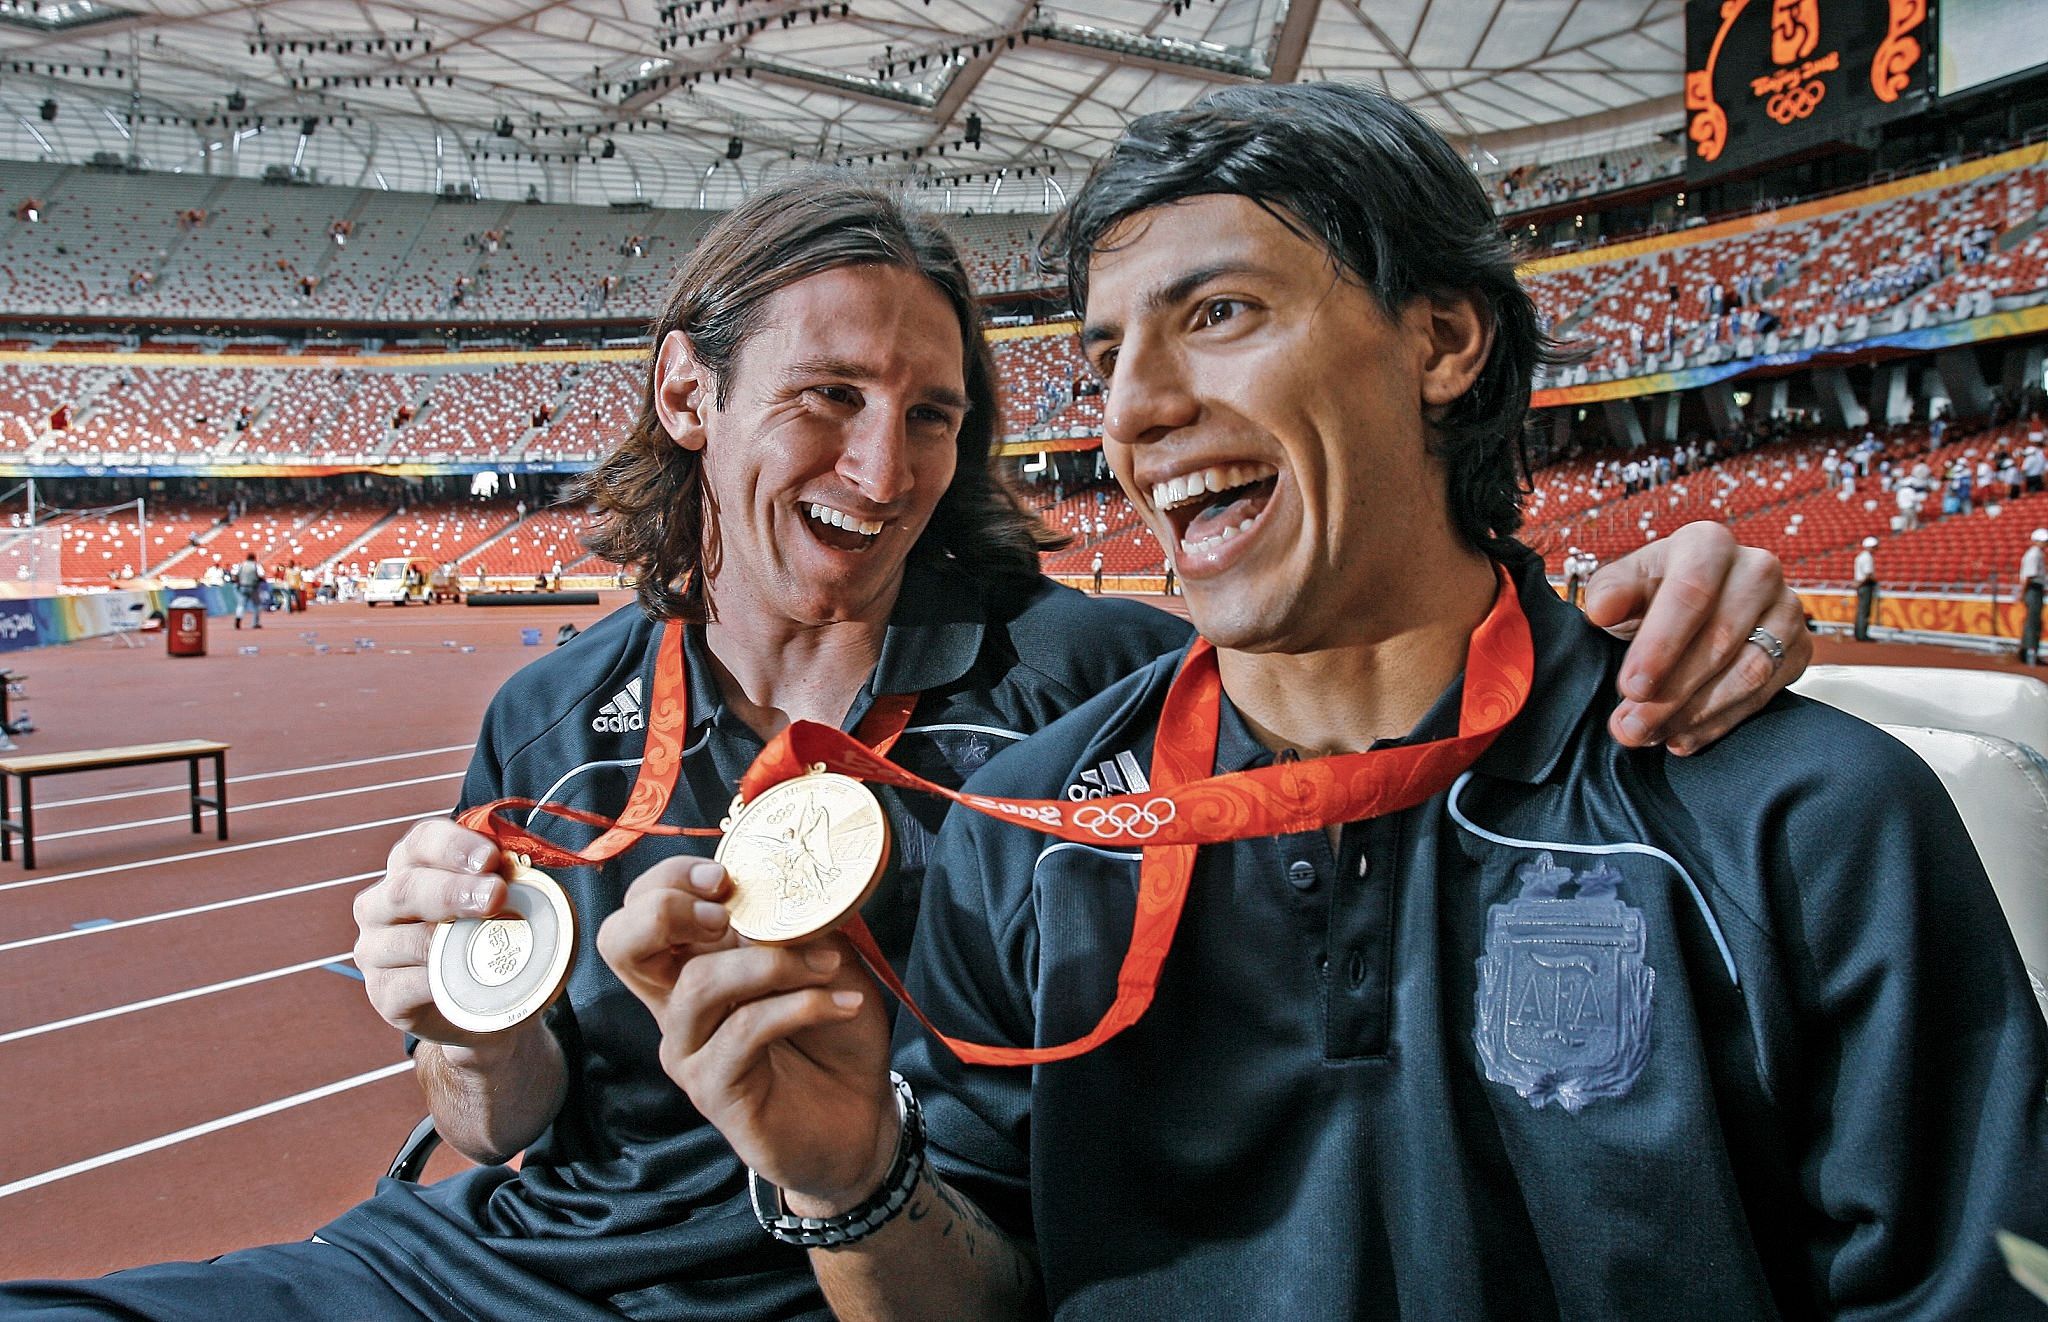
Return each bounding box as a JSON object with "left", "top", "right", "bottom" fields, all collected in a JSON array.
[
  {"left": 0, "top": 589, "right": 2036, "bottom": 1281},
  {"left": 0, "top": 594, "right": 616, "bottom": 1279}
]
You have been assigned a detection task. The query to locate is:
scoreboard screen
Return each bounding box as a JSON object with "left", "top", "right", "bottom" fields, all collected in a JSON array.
[
  {"left": 1685, "top": 0, "right": 1932, "bottom": 177},
  {"left": 1939, "top": 0, "right": 2048, "bottom": 96}
]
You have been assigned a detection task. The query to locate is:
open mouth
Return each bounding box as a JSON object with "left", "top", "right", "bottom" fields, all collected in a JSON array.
[
  {"left": 802, "top": 501, "right": 887, "bottom": 553},
  {"left": 1152, "top": 462, "right": 1279, "bottom": 556}
]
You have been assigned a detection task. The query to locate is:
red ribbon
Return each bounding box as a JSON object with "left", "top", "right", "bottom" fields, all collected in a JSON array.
[
  {"left": 758, "top": 567, "right": 1536, "bottom": 1065},
  {"left": 457, "top": 619, "right": 918, "bottom": 870}
]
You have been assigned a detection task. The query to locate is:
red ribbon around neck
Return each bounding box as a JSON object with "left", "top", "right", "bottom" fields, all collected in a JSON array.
[
  {"left": 750, "top": 566, "right": 1535, "bottom": 1065},
  {"left": 456, "top": 619, "right": 916, "bottom": 868},
  {"left": 453, "top": 569, "right": 1533, "bottom": 1068}
]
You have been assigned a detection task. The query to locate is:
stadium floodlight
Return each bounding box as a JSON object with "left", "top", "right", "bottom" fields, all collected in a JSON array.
[
  {"left": 965, "top": 112, "right": 982, "bottom": 147},
  {"left": 494, "top": 116, "right": 514, "bottom": 138},
  {"left": 601, "top": 138, "right": 617, "bottom": 158},
  {"left": 726, "top": 136, "right": 742, "bottom": 160},
  {"left": 39, "top": 98, "right": 57, "bottom": 122},
  {"left": 226, "top": 89, "right": 246, "bottom": 112}
]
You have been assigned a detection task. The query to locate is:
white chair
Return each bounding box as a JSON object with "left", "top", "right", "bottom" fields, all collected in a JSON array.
[
  {"left": 107, "top": 601, "right": 149, "bottom": 648},
  {"left": 1791, "top": 665, "right": 2048, "bottom": 757}
]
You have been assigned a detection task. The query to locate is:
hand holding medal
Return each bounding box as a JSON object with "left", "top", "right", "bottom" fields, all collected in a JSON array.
[{"left": 423, "top": 621, "right": 916, "bottom": 1037}]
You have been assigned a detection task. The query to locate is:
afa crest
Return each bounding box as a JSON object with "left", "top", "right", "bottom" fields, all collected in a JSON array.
[{"left": 1474, "top": 853, "right": 1654, "bottom": 1114}]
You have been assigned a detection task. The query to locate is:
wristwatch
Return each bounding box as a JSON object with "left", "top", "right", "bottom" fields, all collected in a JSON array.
[{"left": 749, "top": 1072, "right": 926, "bottom": 1248}]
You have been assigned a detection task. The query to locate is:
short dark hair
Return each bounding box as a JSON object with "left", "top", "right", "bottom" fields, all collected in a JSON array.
[
  {"left": 572, "top": 174, "right": 1060, "bottom": 620},
  {"left": 1044, "top": 82, "right": 1552, "bottom": 557}
]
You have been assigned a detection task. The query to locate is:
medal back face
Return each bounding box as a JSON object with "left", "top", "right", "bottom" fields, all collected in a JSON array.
[
  {"left": 429, "top": 860, "right": 576, "bottom": 1034},
  {"left": 717, "top": 771, "right": 890, "bottom": 944}
]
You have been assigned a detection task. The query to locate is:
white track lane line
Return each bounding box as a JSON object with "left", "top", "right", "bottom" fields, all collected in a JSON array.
[
  {"left": 0, "top": 1061, "right": 414, "bottom": 1200},
  {"left": 0, "top": 812, "right": 439, "bottom": 896},
  {"left": 0, "top": 953, "right": 351, "bottom": 1044},
  {"left": 38, "top": 771, "right": 462, "bottom": 843},
  {"left": 0, "top": 872, "right": 381, "bottom": 954},
  {"left": 39, "top": 744, "right": 474, "bottom": 810}
]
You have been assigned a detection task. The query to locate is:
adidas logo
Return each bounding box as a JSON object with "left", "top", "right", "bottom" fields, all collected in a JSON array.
[
  {"left": 591, "top": 677, "right": 645, "bottom": 733},
  {"left": 1064, "top": 749, "right": 1150, "bottom": 801}
]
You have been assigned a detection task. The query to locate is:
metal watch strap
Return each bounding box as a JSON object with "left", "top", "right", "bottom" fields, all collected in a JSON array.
[{"left": 749, "top": 1072, "right": 925, "bottom": 1248}]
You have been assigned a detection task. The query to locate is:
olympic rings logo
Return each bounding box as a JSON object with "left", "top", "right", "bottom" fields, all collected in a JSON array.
[
  {"left": 1766, "top": 80, "right": 1824, "bottom": 124},
  {"left": 1072, "top": 797, "right": 1178, "bottom": 839}
]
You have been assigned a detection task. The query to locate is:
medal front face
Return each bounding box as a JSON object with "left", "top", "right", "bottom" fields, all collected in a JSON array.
[
  {"left": 716, "top": 772, "right": 890, "bottom": 944},
  {"left": 428, "top": 858, "right": 576, "bottom": 1035}
]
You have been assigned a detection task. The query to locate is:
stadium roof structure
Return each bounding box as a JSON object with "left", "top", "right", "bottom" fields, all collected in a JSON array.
[{"left": 0, "top": 0, "right": 1685, "bottom": 210}]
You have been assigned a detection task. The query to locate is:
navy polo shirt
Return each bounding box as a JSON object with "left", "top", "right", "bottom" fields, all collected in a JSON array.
[
  {"left": 314, "top": 556, "right": 1191, "bottom": 1321},
  {"left": 898, "top": 551, "right": 2048, "bottom": 1320}
]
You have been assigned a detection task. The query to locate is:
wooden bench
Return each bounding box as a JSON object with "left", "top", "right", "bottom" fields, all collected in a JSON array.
[{"left": 0, "top": 739, "right": 229, "bottom": 870}]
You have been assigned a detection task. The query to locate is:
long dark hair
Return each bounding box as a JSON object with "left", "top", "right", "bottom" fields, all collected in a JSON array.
[
  {"left": 570, "top": 174, "right": 1061, "bottom": 620},
  {"left": 1044, "top": 83, "right": 1558, "bottom": 558}
]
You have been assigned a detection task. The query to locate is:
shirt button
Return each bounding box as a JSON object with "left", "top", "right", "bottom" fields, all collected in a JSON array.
[
  {"left": 1286, "top": 860, "right": 1317, "bottom": 890},
  {"left": 1348, "top": 950, "right": 1368, "bottom": 987}
]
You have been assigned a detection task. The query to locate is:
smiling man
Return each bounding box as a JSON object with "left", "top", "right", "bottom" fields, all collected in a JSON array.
[
  {"left": 7, "top": 175, "right": 1811, "bottom": 1320},
  {"left": 619, "top": 92, "right": 2048, "bottom": 1320}
]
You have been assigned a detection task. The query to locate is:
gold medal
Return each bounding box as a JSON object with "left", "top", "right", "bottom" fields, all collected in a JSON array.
[
  {"left": 428, "top": 854, "right": 576, "bottom": 1035},
  {"left": 716, "top": 767, "right": 890, "bottom": 944}
]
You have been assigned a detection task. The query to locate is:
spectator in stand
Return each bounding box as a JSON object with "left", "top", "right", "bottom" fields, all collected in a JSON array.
[
  {"left": 2024, "top": 440, "right": 2046, "bottom": 495},
  {"left": 2020, "top": 529, "right": 2047, "bottom": 666},
  {"left": 286, "top": 561, "right": 306, "bottom": 613},
  {"left": 1854, "top": 536, "right": 1879, "bottom": 641},
  {"left": 1944, "top": 462, "right": 1973, "bottom": 517},
  {"left": 1091, "top": 548, "right": 1104, "bottom": 594},
  {"left": 1821, "top": 448, "right": 1841, "bottom": 489},
  {"left": 1897, "top": 471, "right": 1925, "bottom": 531},
  {"left": 15, "top": 197, "right": 41, "bottom": 223}
]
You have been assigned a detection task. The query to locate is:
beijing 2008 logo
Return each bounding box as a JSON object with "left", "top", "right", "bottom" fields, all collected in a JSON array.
[{"left": 1071, "top": 797, "right": 1177, "bottom": 840}]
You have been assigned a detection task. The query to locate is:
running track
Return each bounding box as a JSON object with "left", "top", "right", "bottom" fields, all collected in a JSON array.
[
  {"left": 0, "top": 589, "right": 2026, "bottom": 1279},
  {"left": 0, "top": 597, "right": 610, "bottom": 1278}
]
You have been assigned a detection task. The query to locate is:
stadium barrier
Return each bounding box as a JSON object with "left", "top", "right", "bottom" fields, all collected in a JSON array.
[
  {"left": 0, "top": 584, "right": 237, "bottom": 653},
  {"left": 1797, "top": 588, "right": 2038, "bottom": 640}
]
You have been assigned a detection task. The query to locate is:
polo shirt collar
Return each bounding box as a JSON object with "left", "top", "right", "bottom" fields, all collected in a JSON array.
[
  {"left": 681, "top": 554, "right": 988, "bottom": 739},
  {"left": 1210, "top": 550, "right": 1605, "bottom": 785}
]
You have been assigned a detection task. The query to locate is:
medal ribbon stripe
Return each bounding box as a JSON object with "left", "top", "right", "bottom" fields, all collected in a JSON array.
[
  {"left": 456, "top": 620, "right": 919, "bottom": 870},
  {"left": 738, "top": 568, "right": 1534, "bottom": 850},
  {"left": 812, "top": 566, "right": 1534, "bottom": 1066}
]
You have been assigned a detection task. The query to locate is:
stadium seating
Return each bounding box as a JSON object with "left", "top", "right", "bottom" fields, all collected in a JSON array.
[
  {"left": 1490, "top": 142, "right": 1684, "bottom": 217},
  {"left": 991, "top": 335, "right": 1099, "bottom": 436},
  {"left": 530, "top": 362, "right": 641, "bottom": 462}
]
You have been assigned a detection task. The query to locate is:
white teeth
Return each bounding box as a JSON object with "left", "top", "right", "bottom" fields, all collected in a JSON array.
[
  {"left": 1150, "top": 462, "right": 1276, "bottom": 512},
  {"left": 805, "top": 503, "right": 883, "bottom": 537}
]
